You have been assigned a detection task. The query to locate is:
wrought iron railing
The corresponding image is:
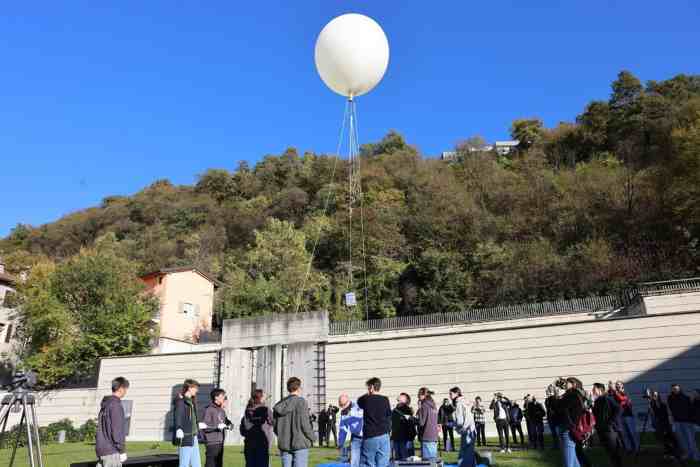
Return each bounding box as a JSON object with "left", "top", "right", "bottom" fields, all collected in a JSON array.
[{"left": 328, "top": 277, "right": 700, "bottom": 336}]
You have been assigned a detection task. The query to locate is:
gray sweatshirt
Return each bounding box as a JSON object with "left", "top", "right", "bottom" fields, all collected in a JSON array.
[
  {"left": 417, "top": 398, "right": 439, "bottom": 442},
  {"left": 273, "top": 395, "right": 315, "bottom": 452}
]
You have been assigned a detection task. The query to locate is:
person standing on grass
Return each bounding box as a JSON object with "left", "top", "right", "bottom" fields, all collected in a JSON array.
[
  {"left": 471, "top": 397, "right": 487, "bottom": 447},
  {"left": 489, "top": 393, "right": 511, "bottom": 453},
  {"left": 668, "top": 383, "right": 700, "bottom": 461},
  {"left": 241, "top": 389, "right": 273, "bottom": 467},
  {"left": 508, "top": 401, "right": 525, "bottom": 447},
  {"left": 338, "top": 394, "right": 363, "bottom": 467},
  {"left": 591, "top": 383, "right": 623, "bottom": 467},
  {"left": 417, "top": 387, "right": 440, "bottom": 460},
  {"left": 201, "top": 389, "right": 233, "bottom": 467},
  {"left": 274, "top": 377, "right": 316, "bottom": 467},
  {"left": 610, "top": 381, "right": 639, "bottom": 453},
  {"left": 318, "top": 407, "right": 330, "bottom": 447},
  {"left": 173, "top": 379, "right": 204, "bottom": 467},
  {"left": 559, "top": 377, "right": 591, "bottom": 467},
  {"left": 438, "top": 398, "right": 455, "bottom": 452},
  {"left": 450, "top": 387, "right": 476, "bottom": 467},
  {"left": 545, "top": 385, "right": 560, "bottom": 450},
  {"left": 524, "top": 395, "right": 546, "bottom": 450},
  {"left": 96, "top": 377, "right": 129, "bottom": 467},
  {"left": 391, "top": 392, "right": 416, "bottom": 460},
  {"left": 357, "top": 377, "right": 392, "bottom": 467}
]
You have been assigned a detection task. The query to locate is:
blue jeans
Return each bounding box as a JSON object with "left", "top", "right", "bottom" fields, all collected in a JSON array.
[
  {"left": 361, "top": 434, "right": 390, "bottom": 467},
  {"left": 421, "top": 441, "right": 438, "bottom": 460},
  {"left": 351, "top": 437, "right": 362, "bottom": 467},
  {"left": 458, "top": 431, "right": 476, "bottom": 467},
  {"left": 559, "top": 430, "right": 580, "bottom": 467},
  {"left": 393, "top": 440, "right": 414, "bottom": 460},
  {"left": 621, "top": 415, "right": 639, "bottom": 452},
  {"left": 280, "top": 449, "right": 309, "bottom": 467},
  {"left": 675, "top": 422, "right": 700, "bottom": 460},
  {"left": 179, "top": 438, "right": 202, "bottom": 467}
]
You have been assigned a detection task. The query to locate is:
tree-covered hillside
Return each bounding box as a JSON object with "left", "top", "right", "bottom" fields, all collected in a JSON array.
[{"left": 3, "top": 71, "right": 700, "bottom": 322}]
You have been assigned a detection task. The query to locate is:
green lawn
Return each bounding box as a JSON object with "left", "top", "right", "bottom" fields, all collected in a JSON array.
[{"left": 1, "top": 435, "right": 699, "bottom": 467}]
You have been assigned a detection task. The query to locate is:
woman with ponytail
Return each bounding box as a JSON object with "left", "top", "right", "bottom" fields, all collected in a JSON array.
[{"left": 417, "top": 387, "right": 439, "bottom": 460}]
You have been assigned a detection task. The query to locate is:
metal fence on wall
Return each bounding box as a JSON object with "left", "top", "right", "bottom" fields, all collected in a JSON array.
[{"left": 329, "top": 277, "right": 700, "bottom": 336}]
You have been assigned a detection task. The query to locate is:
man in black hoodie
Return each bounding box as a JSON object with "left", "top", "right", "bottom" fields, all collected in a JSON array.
[
  {"left": 391, "top": 393, "right": 416, "bottom": 460},
  {"left": 96, "top": 377, "right": 129, "bottom": 467}
]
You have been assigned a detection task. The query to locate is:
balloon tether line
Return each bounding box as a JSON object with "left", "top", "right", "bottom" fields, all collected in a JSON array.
[{"left": 293, "top": 100, "right": 347, "bottom": 314}]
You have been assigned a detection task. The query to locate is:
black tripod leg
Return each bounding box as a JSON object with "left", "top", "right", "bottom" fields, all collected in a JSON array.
[
  {"left": 0, "top": 402, "right": 12, "bottom": 447},
  {"left": 9, "top": 410, "right": 25, "bottom": 467}
]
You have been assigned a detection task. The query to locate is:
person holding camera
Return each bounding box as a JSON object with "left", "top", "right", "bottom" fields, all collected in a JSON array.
[
  {"left": 559, "top": 377, "right": 591, "bottom": 467},
  {"left": 668, "top": 383, "right": 699, "bottom": 461},
  {"left": 524, "top": 394, "right": 546, "bottom": 450},
  {"left": 545, "top": 385, "right": 560, "bottom": 450},
  {"left": 471, "top": 397, "right": 487, "bottom": 447},
  {"left": 591, "top": 383, "right": 623, "bottom": 467},
  {"left": 489, "top": 393, "right": 511, "bottom": 453},
  {"left": 328, "top": 404, "right": 340, "bottom": 447},
  {"left": 610, "top": 381, "right": 638, "bottom": 453}
]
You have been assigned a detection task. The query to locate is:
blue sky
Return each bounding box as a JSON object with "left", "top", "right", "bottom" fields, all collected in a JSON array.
[{"left": 1, "top": 1, "right": 699, "bottom": 237}]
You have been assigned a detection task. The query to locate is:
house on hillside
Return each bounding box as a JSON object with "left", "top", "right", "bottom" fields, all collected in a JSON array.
[
  {"left": 0, "top": 259, "right": 19, "bottom": 358},
  {"left": 140, "top": 267, "right": 220, "bottom": 352}
]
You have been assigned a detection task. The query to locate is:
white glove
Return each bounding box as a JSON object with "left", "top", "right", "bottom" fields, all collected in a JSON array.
[
  {"left": 119, "top": 453, "right": 127, "bottom": 463},
  {"left": 217, "top": 423, "right": 226, "bottom": 430},
  {"left": 198, "top": 422, "right": 207, "bottom": 430},
  {"left": 176, "top": 429, "right": 184, "bottom": 439}
]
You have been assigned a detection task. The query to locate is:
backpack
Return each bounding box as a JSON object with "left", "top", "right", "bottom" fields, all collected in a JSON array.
[{"left": 571, "top": 410, "right": 596, "bottom": 443}]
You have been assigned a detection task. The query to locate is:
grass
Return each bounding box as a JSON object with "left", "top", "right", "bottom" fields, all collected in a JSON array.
[{"left": 1, "top": 435, "right": 699, "bottom": 467}]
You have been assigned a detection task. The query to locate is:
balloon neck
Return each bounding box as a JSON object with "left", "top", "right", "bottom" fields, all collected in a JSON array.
[{"left": 348, "top": 93, "right": 354, "bottom": 102}]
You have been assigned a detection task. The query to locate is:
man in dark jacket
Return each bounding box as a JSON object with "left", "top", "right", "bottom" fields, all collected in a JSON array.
[
  {"left": 438, "top": 398, "right": 455, "bottom": 452},
  {"left": 327, "top": 405, "right": 339, "bottom": 447},
  {"left": 391, "top": 393, "right": 416, "bottom": 460},
  {"left": 274, "top": 377, "right": 315, "bottom": 467},
  {"left": 96, "top": 377, "right": 129, "bottom": 467},
  {"left": 174, "top": 379, "right": 204, "bottom": 467},
  {"left": 490, "top": 393, "right": 511, "bottom": 453},
  {"left": 544, "top": 386, "right": 560, "bottom": 450},
  {"left": 668, "top": 384, "right": 700, "bottom": 461},
  {"left": 318, "top": 408, "right": 330, "bottom": 447},
  {"left": 201, "top": 389, "right": 233, "bottom": 467},
  {"left": 650, "top": 391, "right": 681, "bottom": 459},
  {"left": 592, "top": 383, "right": 623, "bottom": 467},
  {"left": 508, "top": 402, "right": 525, "bottom": 447},
  {"left": 524, "top": 395, "right": 546, "bottom": 450}
]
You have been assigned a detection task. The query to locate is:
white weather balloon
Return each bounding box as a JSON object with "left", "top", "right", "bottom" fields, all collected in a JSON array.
[{"left": 314, "top": 13, "right": 389, "bottom": 98}]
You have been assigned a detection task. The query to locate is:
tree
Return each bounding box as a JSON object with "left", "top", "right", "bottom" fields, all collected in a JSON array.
[
  {"left": 511, "top": 118, "right": 545, "bottom": 151},
  {"left": 15, "top": 249, "right": 157, "bottom": 386},
  {"left": 217, "top": 218, "right": 330, "bottom": 319}
]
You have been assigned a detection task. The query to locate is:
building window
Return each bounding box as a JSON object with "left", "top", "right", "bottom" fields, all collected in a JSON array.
[{"left": 183, "top": 302, "right": 197, "bottom": 318}]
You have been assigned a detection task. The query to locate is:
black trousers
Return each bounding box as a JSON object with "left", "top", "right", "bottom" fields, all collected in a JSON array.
[
  {"left": 510, "top": 422, "right": 525, "bottom": 446},
  {"left": 531, "top": 420, "right": 545, "bottom": 449},
  {"left": 244, "top": 445, "right": 270, "bottom": 467},
  {"left": 205, "top": 444, "right": 224, "bottom": 467},
  {"left": 441, "top": 426, "right": 455, "bottom": 451},
  {"left": 475, "top": 423, "right": 486, "bottom": 446},
  {"left": 496, "top": 419, "right": 510, "bottom": 449},
  {"left": 598, "top": 430, "right": 623, "bottom": 467},
  {"left": 329, "top": 423, "right": 337, "bottom": 447},
  {"left": 319, "top": 427, "right": 328, "bottom": 446},
  {"left": 575, "top": 441, "right": 592, "bottom": 467}
]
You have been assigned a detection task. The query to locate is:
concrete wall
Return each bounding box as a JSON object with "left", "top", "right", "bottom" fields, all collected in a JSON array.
[
  {"left": 326, "top": 311, "right": 700, "bottom": 435},
  {"left": 222, "top": 311, "right": 328, "bottom": 348},
  {"left": 218, "top": 348, "right": 252, "bottom": 444},
  {"left": 643, "top": 291, "right": 700, "bottom": 315},
  {"left": 97, "top": 351, "right": 220, "bottom": 441}
]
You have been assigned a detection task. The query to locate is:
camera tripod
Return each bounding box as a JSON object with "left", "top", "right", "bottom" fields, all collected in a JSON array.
[{"left": 0, "top": 388, "right": 44, "bottom": 467}]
